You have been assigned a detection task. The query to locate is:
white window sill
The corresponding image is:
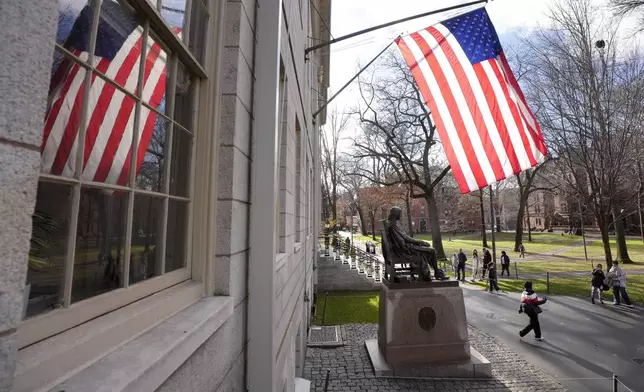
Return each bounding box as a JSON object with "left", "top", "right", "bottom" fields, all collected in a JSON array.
[{"left": 14, "top": 284, "right": 233, "bottom": 392}]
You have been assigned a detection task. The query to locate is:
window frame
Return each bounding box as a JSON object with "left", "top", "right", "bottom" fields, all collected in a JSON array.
[{"left": 19, "top": 0, "right": 215, "bottom": 349}]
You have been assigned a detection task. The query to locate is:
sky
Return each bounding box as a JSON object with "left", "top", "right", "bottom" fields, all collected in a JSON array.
[{"left": 326, "top": 0, "right": 556, "bottom": 122}]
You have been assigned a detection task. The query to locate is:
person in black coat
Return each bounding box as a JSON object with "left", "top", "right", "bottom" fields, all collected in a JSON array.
[
  {"left": 500, "top": 250, "right": 511, "bottom": 277},
  {"left": 591, "top": 263, "right": 606, "bottom": 305},
  {"left": 482, "top": 248, "right": 492, "bottom": 279},
  {"left": 457, "top": 249, "right": 467, "bottom": 282}
]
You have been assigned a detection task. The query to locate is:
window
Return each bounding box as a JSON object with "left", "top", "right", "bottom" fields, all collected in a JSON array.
[
  {"left": 24, "top": 0, "right": 207, "bottom": 345},
  {"left": 277, "top": 62, "right": 287, "bottom": 253},
  {"left": 295, "top": 120, "right": 302, "bottom": 242}
]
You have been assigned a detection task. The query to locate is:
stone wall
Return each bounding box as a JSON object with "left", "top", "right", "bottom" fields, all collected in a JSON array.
[
  {"left": 0, "top": 0, "right": 58, "bottom": 390},
  {"left": 316, "top": 255, "right": 380, "bottom": 293}
]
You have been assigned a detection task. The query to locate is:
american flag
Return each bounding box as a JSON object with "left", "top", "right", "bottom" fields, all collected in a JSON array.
[
  {"left": 42, "top": 1, "right": 174, "bottom": 186},
  {"left": 396, "top": 7, "right": 547, "bottom": 194}
]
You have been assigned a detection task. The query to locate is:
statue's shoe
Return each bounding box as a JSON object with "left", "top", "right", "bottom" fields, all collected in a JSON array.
[{"left": 434, "top": 269, "right": 450, "bottom": 280}]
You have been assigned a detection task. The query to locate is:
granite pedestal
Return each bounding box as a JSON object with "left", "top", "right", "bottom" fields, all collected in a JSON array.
[{"left": 365, "top": 280, "right": 492, "bottom": 379}]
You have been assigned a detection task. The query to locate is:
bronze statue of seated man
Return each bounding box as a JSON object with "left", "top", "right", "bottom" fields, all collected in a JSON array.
[{"left": 386, "top": 206, "right": 448, "bottom": 282}]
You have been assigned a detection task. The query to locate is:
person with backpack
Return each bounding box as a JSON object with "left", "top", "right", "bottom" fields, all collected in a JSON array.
[
  {"left": 500, "top": 250, "right": 511, "bottom": 277},
  {"left": 487, "top": 263, "right": 500, "bottom": 293},
  {"left": 590, "top": 263, "right": 606, "bottom": 305},
  {"left": 457, "top": 249, "right": 467, "bottom": 282},
  {"left": 518, "top": 281, "right": 547, "bottom": 341},
  {"left": 518, "top": 243, "right": 525, "bottom": 258}
]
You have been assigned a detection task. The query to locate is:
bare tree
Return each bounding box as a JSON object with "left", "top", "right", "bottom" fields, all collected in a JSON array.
[
  {"left": 321, "top": 107, "right": 349, "bottom": 224},
  {"left": 522, "top": 0, "right": 644, "bottom": 267},
  {"left": 350, "top": 52, "right": 452, "bottom": 259},
  {"left": 610, "top": 0, "right": 644, "bottom": 31}
]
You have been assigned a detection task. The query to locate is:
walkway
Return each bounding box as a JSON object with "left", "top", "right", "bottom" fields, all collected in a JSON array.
[
  {"left": 462, "top": 285, "right": 644, "bottom": 392},
  {"left": 304, "top": 323, "right": 568, "bottom": 392}
]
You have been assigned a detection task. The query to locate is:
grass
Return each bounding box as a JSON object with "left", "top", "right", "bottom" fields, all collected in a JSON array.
[
  {"left": 560, "top": 238, "right": 644, "bottom": 262},
  {"left": 313, "top": 291, "right": 379, "bottom": 325}
]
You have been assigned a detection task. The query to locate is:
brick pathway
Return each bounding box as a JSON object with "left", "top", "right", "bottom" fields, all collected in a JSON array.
[{"left": 304, "top": 324, "right": 568, "bottom": 392}]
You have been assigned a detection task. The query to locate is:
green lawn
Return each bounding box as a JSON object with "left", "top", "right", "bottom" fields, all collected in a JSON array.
[
  {"left": 560, "top": 238, "right": 644, "bottom": 263},
  {"left": 313, "top": 291, "right": 379, "bottom": 325}
]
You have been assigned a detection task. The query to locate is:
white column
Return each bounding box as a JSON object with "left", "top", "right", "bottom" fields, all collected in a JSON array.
[{"left": 248, "top": 0, "right": 282, "bottom": 391}]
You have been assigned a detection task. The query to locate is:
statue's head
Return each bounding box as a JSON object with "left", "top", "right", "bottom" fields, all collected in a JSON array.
[{"left": 388, "top": 206, "right": 402, "bottom": 222}]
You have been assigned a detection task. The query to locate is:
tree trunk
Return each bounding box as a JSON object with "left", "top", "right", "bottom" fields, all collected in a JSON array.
[
  {"left": 331, "top": 185, "right": 337, "bottom": 223},
  {"left": 356, "top": 204, "right": 368, "bottom": 236},
  {"left": 369, "top": 211, "right": 377, "bottom": 240},
  {"left": 426, "top": 189, "right": 446, "bottom": 260},
  {"left": 404, "top": 194, "right": 414, "bottom": 237},
  {"left": 514, "top": 192, "right": 528, "bottom": 252},
  {"left": 598, "top": 217, "right": 613, "bottom": 269},
  {"left": 526, "top": 202, "right": 533, "bottom": 242},
  {"left": 613, "top": 205, "right": 632, "bottom": 263},
  {"left": 478, "top": 189, "right": 488, "bottom": 248}
]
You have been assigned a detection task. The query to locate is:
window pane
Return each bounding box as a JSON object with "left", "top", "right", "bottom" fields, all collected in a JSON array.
[
  {"left": 173, "top": 61, "right": 196, "bottom": 129},
  {"left": 72, "top": 187, "right": 128, "bottom": 303},
  {"left": 26, "top": 182, "right": 72, "bottom": 318},
  {"left": 81, "top": 83, "right": 137, "bottom": 186},
  {"left": 160, "top": 0, "right": 187, "bottom": 32},
  {"left": 136, "top": 114, "right": 168, "bottom": 192},
  {"left": 188, "top": 0, "right": 209, "bottom": 64},
  {"left": 42, "top": 50, "right": 88, "bottom": 178},
  {"left": 130, "top": 195, "right": 163, "bottom": 284},
  {"left": 142, "top": 32, "right": 171, "bottom": 110},
  {"left": 56, "top": 0, "right": 94, "bottom": 54},
  {"left": 168, "top": 127, "right": 192, "bottom": 197},
  {"left": 165, "top": 200, "right": 188, "bottom": 272}
]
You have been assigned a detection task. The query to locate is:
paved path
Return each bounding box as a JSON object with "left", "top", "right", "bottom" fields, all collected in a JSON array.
[
  {"left": 462, "top": 284, "right": 644, "bottom": 392},
  {"left": 304, "top": 323, "right": 568, "bottom": 392}
]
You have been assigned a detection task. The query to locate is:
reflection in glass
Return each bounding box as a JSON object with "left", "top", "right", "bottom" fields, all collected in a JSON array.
[
  {"left": 136, "top": 114, "right": 168, "bottom": 192},
  {"left": 81, "top": 87, "right": 137, "bottom": 186},
  {"left": 188, "top": 0, "right": 209, "bottom": 64},
  {"left": 160, "top": 0, "right": 187, "bottom": 32},
  {"left": 166, "top": 200, "right": 188, "bottom": 273},
  {"left": 169, "top": 127, "right": 192, "bottom": 197},
  {"left": 72, "top": 187, "right": 128, "bottom": 303},
  {"left": 130, "top": 195, "right": 163, "bottom": 284},
  {"left": 26, "top": 182, "right": 72, "bottom": 318},
  {"left": 56, "top": 0, "right": 92, "bottom": 48},
  {"left": 41, "top": 51, "right": 87, "bottom": 178},
  {"left": 173, "top": 61, "right": 196, "bottom": 129}
]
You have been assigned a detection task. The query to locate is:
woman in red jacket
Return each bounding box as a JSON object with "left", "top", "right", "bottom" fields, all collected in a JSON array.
[{"left": 519, "top": 281, "right": 547, "bottom": 341}]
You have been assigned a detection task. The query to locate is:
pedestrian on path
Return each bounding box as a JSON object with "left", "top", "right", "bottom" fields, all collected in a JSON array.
[
  {"left": 518, "top": 243, "right": 525, "bottom": 258},
  {"left": 488, "top": 263, "right": 500, "bottom": 293},
  {"left": 607, "top": 261, "right": 634, "bottom": 308},
  {"left": 452, "top": 253, "right": 459, "bottom": 279},
  {"left": 519, "top": 281, "right": 547, "bottom": 341},
  {"left": 471, "top": 249, "right": 481, "bottom": 281},
  {"left": 457, "top": 249, "right": 467, "bottom": 282},
  {"left": 590, "top": 263, "right": 606, "bottom": 305},
  {"left": 500, "top": 251, "right": 511, "bottom": 277},
  {"left": 482, "top": 248, "right": 492, "bottom": 279}
]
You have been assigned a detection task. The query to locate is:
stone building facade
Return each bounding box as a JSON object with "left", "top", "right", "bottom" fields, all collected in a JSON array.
[{"left": 0, "top": 0, "right": 330, "bottom": 391}]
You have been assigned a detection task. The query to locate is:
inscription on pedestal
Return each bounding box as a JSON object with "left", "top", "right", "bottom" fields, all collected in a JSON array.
[{"left": 418, "top": 307, "right": 437, "bottom": 331}]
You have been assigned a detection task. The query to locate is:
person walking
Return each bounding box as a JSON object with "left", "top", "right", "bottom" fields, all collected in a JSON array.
[
  {"left": 607, "top": 261, "right": 634, "bottom": 307},
  {"left": 590, "top": 263, "right": 606, "bottom": 305},
  {"left": 518, "top": 243, "right": 525, "bottom": 258},
  {"left": 471, "top": 249, "right": 481, "bottom": 281},
  {"left": 488, "top": 263, "right": 500, "bottom": 293},
  {"left": 457, "top": 249, "right": 467, "bottom": 282},
  {"left": 500, "top": 250, "right": 511, "bottom": 277},
  {"left": 451, "top": 253, "right": 459, "bottom": 279},
  {"left": 518, "top": 281, "right": 547, "bottom": 341},
  {"left": 482, "top": 248, "right": 492, "bottom": 279}
]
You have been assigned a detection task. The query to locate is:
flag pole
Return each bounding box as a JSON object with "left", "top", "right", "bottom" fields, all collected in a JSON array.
[
  {"left": 313, "top": 38, "right": 397, "bottom": 118},
  {"left": 305, "top": 0, "right": 488, "bottom": 56},
  {"left": 489, "top": 185, "right": 497, "bottom": 266}
]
